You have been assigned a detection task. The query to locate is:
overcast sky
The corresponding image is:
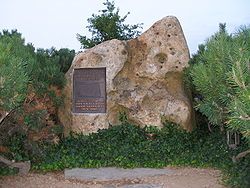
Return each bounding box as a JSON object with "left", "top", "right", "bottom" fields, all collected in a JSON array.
[{"left": 1, "top": 0, "right": 249, "bottom": 54}]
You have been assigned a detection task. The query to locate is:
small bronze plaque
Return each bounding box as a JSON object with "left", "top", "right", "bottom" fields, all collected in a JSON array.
[{"left": 73, "top": 68, "right": 106, "bottom": 113}]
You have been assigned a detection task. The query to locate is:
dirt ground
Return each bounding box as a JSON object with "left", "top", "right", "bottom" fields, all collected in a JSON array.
[{"left": 0, "top": 167, "right": 226, "bottom": 188}]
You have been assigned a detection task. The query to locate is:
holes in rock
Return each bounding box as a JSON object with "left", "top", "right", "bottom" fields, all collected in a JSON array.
[
  {"left": 154, "top": 53, "right": 168, "bottom": 64},
  {"left": 121, "top": 50, "right": 127, "bottom": 55},
  {"left": 175, "top": 66, "right": 178, "bottom": 69},
  {"left": 156, "top": 32, "right": 159, "bottom": 35},
  {"left": 169, "top": 47, "right": 176, "bottom": 56},
  {"left": 157, "top": 41, "right": 162, "bottom": 46},
  {"left": 136, "top": 62, "right": 142, "bottom": 67},
  {"left": 168, "top": 24, "right": 172, "bottom": 27},
  {"left": 167, "top": 34, "right": 171, "bottom": 38},
  {"left": 122, "top": 90, "right": 131, "bottom": 98}
]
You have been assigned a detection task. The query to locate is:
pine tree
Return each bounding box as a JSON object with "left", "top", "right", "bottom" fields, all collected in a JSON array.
[
  {"left": 189, "top": 25, "right": 250, "bottom": 143},
  {"left": 0, "top": 30, "right": 29, "bottom": 123},
  {"left": 0, "top": 30, "right": 67, "bottom": 161}
]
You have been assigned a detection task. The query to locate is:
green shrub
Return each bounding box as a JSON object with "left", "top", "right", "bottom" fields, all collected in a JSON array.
[
  {"left": 0, "top": 30, "right": 29, "bottom": 115},
  {"left": 24, "top": 110, "right": 48, "bottom": 132},
  {"left": 33, "top": 122, "right": 231, "bottom": 170},
  {"left": 225, "top": 154, "right": 250, "bottom": 188},
  {"left": 186, "top": 24, "right": 250, "bottom": 187},
  {"left": 77, "top": 0, "right": 143, "bottom": 48},
  {"left": 31, "top": 121, "right": 249, "bottom": 187},
  {"left": 188, "top": 24, "right": 250, "bottom": 142},
  {"left": 0, "top": 165, "right": 18, "bottom": 176},
  {"left": 0, "top": 30, "right": 67, "bottom": 166}
]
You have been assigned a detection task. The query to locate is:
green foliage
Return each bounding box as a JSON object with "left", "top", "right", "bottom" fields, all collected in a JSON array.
[
  {"left": 3, "top": 132, "right": 29, "bottom": 161},
  {"left": 24, "top": 110, "right": 48, "bottom": 132},
  {"left": 118, "top": 111, "right": 129, "bottom": 124},
  {"left": 0, "top": 30, "right": 29, "bottom": 112},
  {"left": 0, "top": 30, "right": 66, "bottom": 113},
  {"left": 30, "top": 122, "right": 249, "bottom": 187},
  {"left": 1, "top": 118, "right": 245, "bottom": 187},
  {"left": 33, "top": 122, "right": 232, "bottom": 170},
  {"left": 188, "top": 25, "right": 250, "bottom": 141},
  {"left": 225, "top": 154, "right": 250, "bottom": 188},
  {"left": 77, "top": 0, "right": 143, "bottom": 48},
  {"left": 0, "top": 30, "right": 35, "bottom": 61},
  {"left": 0, "top": 30, "right": 68, "bottom": 166},
  {"left": 30, "top": 48, "right": 66, "bottom": 91},
  {"left": 52, "top": 48, "right": 75, "bottom": 73},
  {"left": 0, "top": 165, "right": 18, "bottom": 176},
  {"left": 0, "top": 30, "right": 65, "bottom": 121}
]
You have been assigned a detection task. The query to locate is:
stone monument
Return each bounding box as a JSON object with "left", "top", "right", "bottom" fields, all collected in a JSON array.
[{"left": 58, "top": 16, "right": 195, "bottom": 135}]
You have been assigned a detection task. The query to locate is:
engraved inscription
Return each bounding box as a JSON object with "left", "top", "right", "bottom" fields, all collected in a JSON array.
[{"left": 73, "top": 68, "right": 106, "bottom": 113}]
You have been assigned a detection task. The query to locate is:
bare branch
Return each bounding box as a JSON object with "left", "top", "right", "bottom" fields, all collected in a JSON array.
[
  {"left": 232, "top": 149, "right": 250, "bottom": 163},
  {"left": 0, "top": 111, "right": 9, "bottom": 125}
]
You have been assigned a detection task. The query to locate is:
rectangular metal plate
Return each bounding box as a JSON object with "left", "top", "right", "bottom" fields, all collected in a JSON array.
[{"left": 73, "top": 68, "right": 106, "bottom": 113}]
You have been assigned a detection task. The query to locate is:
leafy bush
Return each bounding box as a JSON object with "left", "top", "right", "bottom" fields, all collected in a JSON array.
[
  {"left": 31, "top": 121, "right": 249, "bottom": 187},
  {"left": 33, "top": 122, "right": 232, "bottom": 170},
  {"left": 225, "top": 154, "right": 250, "bottom": 188},
  {"left": 0, "top": 30, "right": 30, "bottom": 119},
  {"left": 24, "top": 110, "right": 48, "bottom": 132},
  {"left": 185, "top": 24, "right": 250, "bottom": 187},
  {"left": 77, "top": 0, "right": 143, "bottom": 48},
  {"left": 51, "top": 48, "right": 75, "bottom": 73},
  {"left": 0, "top": 165, "right": 18, "bottom": 176},
  {"left": 0, "top": 30, "right": 67, "bottom": 164},
  {"left": 188, "top": 24, "right": 250, "bottom": 143},
  {"left": 2, "top": 132, "right": 28, "bottom": 161}
]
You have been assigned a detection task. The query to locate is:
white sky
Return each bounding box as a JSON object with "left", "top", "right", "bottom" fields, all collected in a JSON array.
[{"left": 1, "top": 0, "right": 249, "bottom": 54}]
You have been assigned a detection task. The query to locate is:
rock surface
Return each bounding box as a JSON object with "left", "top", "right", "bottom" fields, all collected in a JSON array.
[
  {"left": 64, "top": 168, "right": 173, "bottom": 181},
  {"left": 58, "top": 16, "right": 195, "bottom": 134}
]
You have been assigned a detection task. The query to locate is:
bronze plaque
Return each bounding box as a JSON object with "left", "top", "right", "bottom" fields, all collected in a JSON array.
[{"left": 73, "top": 68, "right": 106, "bottom": 113}]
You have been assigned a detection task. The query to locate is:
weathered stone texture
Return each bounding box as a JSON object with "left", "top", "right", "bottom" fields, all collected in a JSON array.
[{"left": 58, "top": 16, "right": 195, "bottom": 135}]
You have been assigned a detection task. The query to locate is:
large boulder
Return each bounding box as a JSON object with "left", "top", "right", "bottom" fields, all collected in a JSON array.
[{"left": 58, "top": 16, "right": 195, "bottom": 135}]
